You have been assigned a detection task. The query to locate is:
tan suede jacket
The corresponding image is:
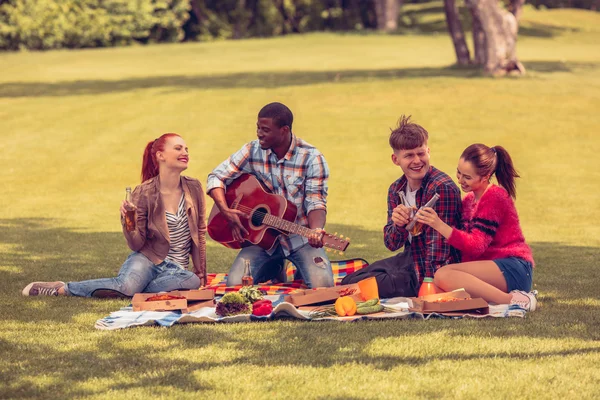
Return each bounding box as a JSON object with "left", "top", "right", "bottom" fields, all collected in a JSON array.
[{"left": 121, "top": 176, "right": 207, "bottom": 285}]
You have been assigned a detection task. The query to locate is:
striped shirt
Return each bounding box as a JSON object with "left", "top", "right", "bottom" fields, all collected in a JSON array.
[
  {"left": 165, "top": 194, "right": 192, "bottom": 268},
  {"left": 207, "top": 134, "right": 329, "bottom": 255}
]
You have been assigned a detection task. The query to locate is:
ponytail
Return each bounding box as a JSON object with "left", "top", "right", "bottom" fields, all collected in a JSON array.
[
  {"left": 140, "top": 133, "right": 180, "bottom": 183},
  {"left": 493, "top": 146, "right": 519, "bottom": 199},
  {"left": 461, "top": 143, "right": 520, "bottom": 199}
]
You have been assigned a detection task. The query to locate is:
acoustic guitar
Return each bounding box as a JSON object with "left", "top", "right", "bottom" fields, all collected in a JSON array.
[{"left": 207, "top": 174, "right": 350, "bottom": 253}]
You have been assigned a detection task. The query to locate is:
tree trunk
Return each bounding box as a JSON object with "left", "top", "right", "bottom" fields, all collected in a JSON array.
[
  {"left": 466, "top": 0, "right": 524, "bottom": 76},
  {"left": 190, "top": 0, "right": 204, "bottom": 24},
  {"left": 509, "top": 0, "right": 525, "bottom": 22},
  {"left": 232, "top": 0, "right": 247, "bottom": 39},
  {"left": 374, "top": 0, "right": 400, "bottom": 32},
  {"left": 443, "top": 0, "right": 470, "bottom": 66},
  {"left": 470, "top": 7, "right": 486, "bottom": 65}
]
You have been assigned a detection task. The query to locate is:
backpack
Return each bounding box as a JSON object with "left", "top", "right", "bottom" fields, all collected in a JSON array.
[{"left": 341, "top": 247, "right": 418, "bottom": 298}]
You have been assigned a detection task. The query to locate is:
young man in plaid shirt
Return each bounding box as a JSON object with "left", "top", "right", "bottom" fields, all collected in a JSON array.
[
  {"left": 207, "top": 102, "right": 334, "bottom": 288},
  {"left": 384, "top": 115, "right": 462, "bottom": 284}
]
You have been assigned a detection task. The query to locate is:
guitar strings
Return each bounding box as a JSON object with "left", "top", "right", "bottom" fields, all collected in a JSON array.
[
  {"left": 236, "top": 204, "right": 342, "bottom": 248},
  {"left": 233, "top": 204, "right": 312, "bottom": 233},
  {"left": 231, "top": 204, "right": 346, "bottom": 243},
  {"left": 233, "top": 204, "right": 304, "bottom": 227}
]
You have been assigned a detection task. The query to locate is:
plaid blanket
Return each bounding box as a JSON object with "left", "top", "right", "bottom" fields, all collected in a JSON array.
[
  {"left": 202, "top": 258, "right": 369, "bottom": 295},
  {"left": 95, "top": 296, "right": 528, "bottom": 330}
]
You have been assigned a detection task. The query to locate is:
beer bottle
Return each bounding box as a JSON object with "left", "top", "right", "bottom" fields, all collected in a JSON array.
[
  {"left": 124, "top": 187, "right": 136, "bottom": 232},
  {"left": 242, "top": 259, "right": 254, "bottom": 287}
]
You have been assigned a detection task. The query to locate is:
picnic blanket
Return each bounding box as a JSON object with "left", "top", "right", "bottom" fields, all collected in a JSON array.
[
  {"left": 95, "top": 295, "right": 528, "bottom": 330},
  {"left": 94, "top": 258, "right": 529, "bottom": 330},
  {"left": 202, "top": 258, "right": 370, "bottom": 295}
]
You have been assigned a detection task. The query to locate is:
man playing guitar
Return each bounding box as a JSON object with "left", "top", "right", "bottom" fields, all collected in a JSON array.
[{"left": 207, "top": 102, "right": 334, "bottom": 288}]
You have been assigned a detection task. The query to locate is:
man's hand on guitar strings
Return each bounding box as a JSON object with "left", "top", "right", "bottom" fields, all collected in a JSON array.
[
  {"left": 223, "top": 208, "right": 249, "bottom": 242},
  {"left": 308, "top": 228, "right": 325, "bottom": 248}
]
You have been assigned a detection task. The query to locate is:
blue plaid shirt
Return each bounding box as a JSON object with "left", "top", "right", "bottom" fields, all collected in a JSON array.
[{"left": 207, "top": 134, "right": 329, "bottom": 255}]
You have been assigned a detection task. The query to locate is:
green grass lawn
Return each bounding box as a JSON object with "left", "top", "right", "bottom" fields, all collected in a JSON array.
[{"left": 1, "top": 4, "right": 599, "bottom": 399}]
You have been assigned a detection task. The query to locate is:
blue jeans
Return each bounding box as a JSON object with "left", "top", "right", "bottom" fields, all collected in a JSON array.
[
  {"left": 226, "top": 243, "right": 334, "bottom": 288},
  {"left": 65, "top": 252, "right": 200, "bottom": 297}
]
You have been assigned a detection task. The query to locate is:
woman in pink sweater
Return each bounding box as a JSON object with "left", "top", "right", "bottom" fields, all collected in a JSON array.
[{"left": 416, "top": 144, "right": 537, "bottom": 311}]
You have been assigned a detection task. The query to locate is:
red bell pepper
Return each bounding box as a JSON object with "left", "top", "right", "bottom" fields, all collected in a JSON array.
[{"left": 252, "top": 299, "right": 273, "bottom": 316}]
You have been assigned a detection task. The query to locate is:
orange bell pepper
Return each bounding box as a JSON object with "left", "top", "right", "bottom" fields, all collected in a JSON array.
[{"left": 334, "top": 296, "right": 357, "bottom": 317}]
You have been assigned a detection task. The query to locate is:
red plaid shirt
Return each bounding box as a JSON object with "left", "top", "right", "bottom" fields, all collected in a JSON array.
[{"left": 383, "top": 166, "right": 462, "bottom": 283}]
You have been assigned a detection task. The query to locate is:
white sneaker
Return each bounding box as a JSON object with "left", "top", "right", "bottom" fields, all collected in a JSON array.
[
  {"left": 509, "top": 290, "right": 538, "bottom": 312},
  {"left": 22, "top": 281, "right": 65, "bottom": 296}
]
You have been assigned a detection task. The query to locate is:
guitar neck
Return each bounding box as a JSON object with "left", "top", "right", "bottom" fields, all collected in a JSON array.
[
  {"left": 262, "top": 213, "right": 350, "bottom": 252},
  {"left": 263, "top": 214, "right": 313, "bottom": 238}
]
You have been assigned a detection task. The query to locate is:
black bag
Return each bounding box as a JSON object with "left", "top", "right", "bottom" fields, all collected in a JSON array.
[{"left": 341, "top": 247, "right": 418, "bottom": 298}]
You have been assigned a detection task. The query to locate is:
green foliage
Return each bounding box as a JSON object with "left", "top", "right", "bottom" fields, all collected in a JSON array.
[
  {"left": 0, "top": 0, "right": 598, "bottom": 50},
  {"left": 183, "top": 0, "right": 376, "bottom": 41},
  {"left": 0, "top": 0, "right": 189, "bottom": 50}
]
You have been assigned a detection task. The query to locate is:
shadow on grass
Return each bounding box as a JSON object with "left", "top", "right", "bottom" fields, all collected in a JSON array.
[
  {"left": 1, "top": 61, "right": 597, "bottom": 98},
  {"left": 1, "top": 218, "right": 599, "bottom": 395},
  {"left": 0, "top": 332, "right": 219, "bottom": 397},
  {"left": 394, "top": 3, "right": 581, "bottom": 38}
]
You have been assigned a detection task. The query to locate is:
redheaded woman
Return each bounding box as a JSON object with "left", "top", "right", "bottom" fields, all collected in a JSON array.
[
  {"left": 415, "top": 144, "right": 537, "bottom": 311},
  {"left": 23, "top": 133, "right": 207, "bottom": 297}
]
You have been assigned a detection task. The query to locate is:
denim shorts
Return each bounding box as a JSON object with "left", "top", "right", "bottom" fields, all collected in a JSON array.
[{"left": 494, "top": 257, "right": 533, "bottom": 292}]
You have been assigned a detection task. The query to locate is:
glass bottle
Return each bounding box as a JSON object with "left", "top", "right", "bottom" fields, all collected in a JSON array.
[
  {"left": 418, "top": 277, "right": 438, "bottom": 297},
  {"left": 242, "top": 259, "right": 254, "bottom": 287},
  {"left": 124, "top": 187, "right": 136, "bottom": 232}
]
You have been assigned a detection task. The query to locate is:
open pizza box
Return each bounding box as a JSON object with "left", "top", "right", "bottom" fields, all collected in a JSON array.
[
  {"left": 283, "top": 284, "right": 362, "bottom": 307},
  {"left": 409, "top": 289, "right": 489, "bottom": 316},
  {"left": 132, "top": 289, "right": 215, "bottom": 313}
]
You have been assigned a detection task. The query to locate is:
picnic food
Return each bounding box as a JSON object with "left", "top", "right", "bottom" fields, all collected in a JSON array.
[
  {"left": 356, "top": 298, "right": 383, "bottom": 315},
  {"left": 145, "top": 294, "right": 186, "bottom": 302},
  {"left": 215, "top": 292, "right": 251, "bottom": 317},
  {"left": 356, "top": 304, "right": 384, "bottom": 314},
  {"left": 334, "top": 296, "right": 357, "bottom": 317},
  {"left": 238, "top": 286, "right": 263, "bottom": 303},
  {"left": 337, "top": 287, "right": 357, "bottom": 297},
  {"left": 252, "top": 299, "right": 273, "bottom": 316},
  {"left": 432, "top": 297, "right": 462, "bottom": 303},
  {"left": 356, "top": 299, "right": 379, "bottom": 308}
]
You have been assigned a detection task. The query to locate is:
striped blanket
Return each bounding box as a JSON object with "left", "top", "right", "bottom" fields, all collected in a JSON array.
[{"left": 202, "top": 258, "right": 369, "bottom": 295}]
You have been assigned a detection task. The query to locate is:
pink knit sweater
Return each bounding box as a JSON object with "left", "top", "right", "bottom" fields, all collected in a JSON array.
[{"left": 448, "top": 185, "right": 534, "bottom": 265}]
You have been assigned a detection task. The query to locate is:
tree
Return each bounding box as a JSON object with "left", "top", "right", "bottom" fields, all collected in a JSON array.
[
  {"left": 464, "top": 0, "right": 525, "bottom": 75},
  {"left": 444, "top": 0, "right": 470, "bottom": 65},
  {"left": 374, "top": 0, "right": 401, "bottom": 32},
  {"left": 509, "top": 0, "right": 526, "bottom": 21}
]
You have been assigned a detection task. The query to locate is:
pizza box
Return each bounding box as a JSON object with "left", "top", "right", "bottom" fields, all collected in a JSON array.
[
  {"left": 283, "top": 284, "right": 361, "bottom": 307},
  {"left": 182, "top": 299, "right": 216, "bottom": 313},
  {"left": 409, "top": 290, "right": 489, "bottom": 315},
  {"left": 132, "top": 289, "right": 214, "bottom": 312},
  {"left": 170, "top": 289, "right": 214, "bottom": 302}
]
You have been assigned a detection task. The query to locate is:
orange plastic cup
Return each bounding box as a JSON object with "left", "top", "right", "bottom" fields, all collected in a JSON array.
[{"left": 358, "top": 276, "right": 379, "bottom": 301}]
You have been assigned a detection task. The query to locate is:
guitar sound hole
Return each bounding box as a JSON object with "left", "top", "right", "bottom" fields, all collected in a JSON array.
[{"left": 251, "top": 207, "right": 268, "bottom": 226}]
